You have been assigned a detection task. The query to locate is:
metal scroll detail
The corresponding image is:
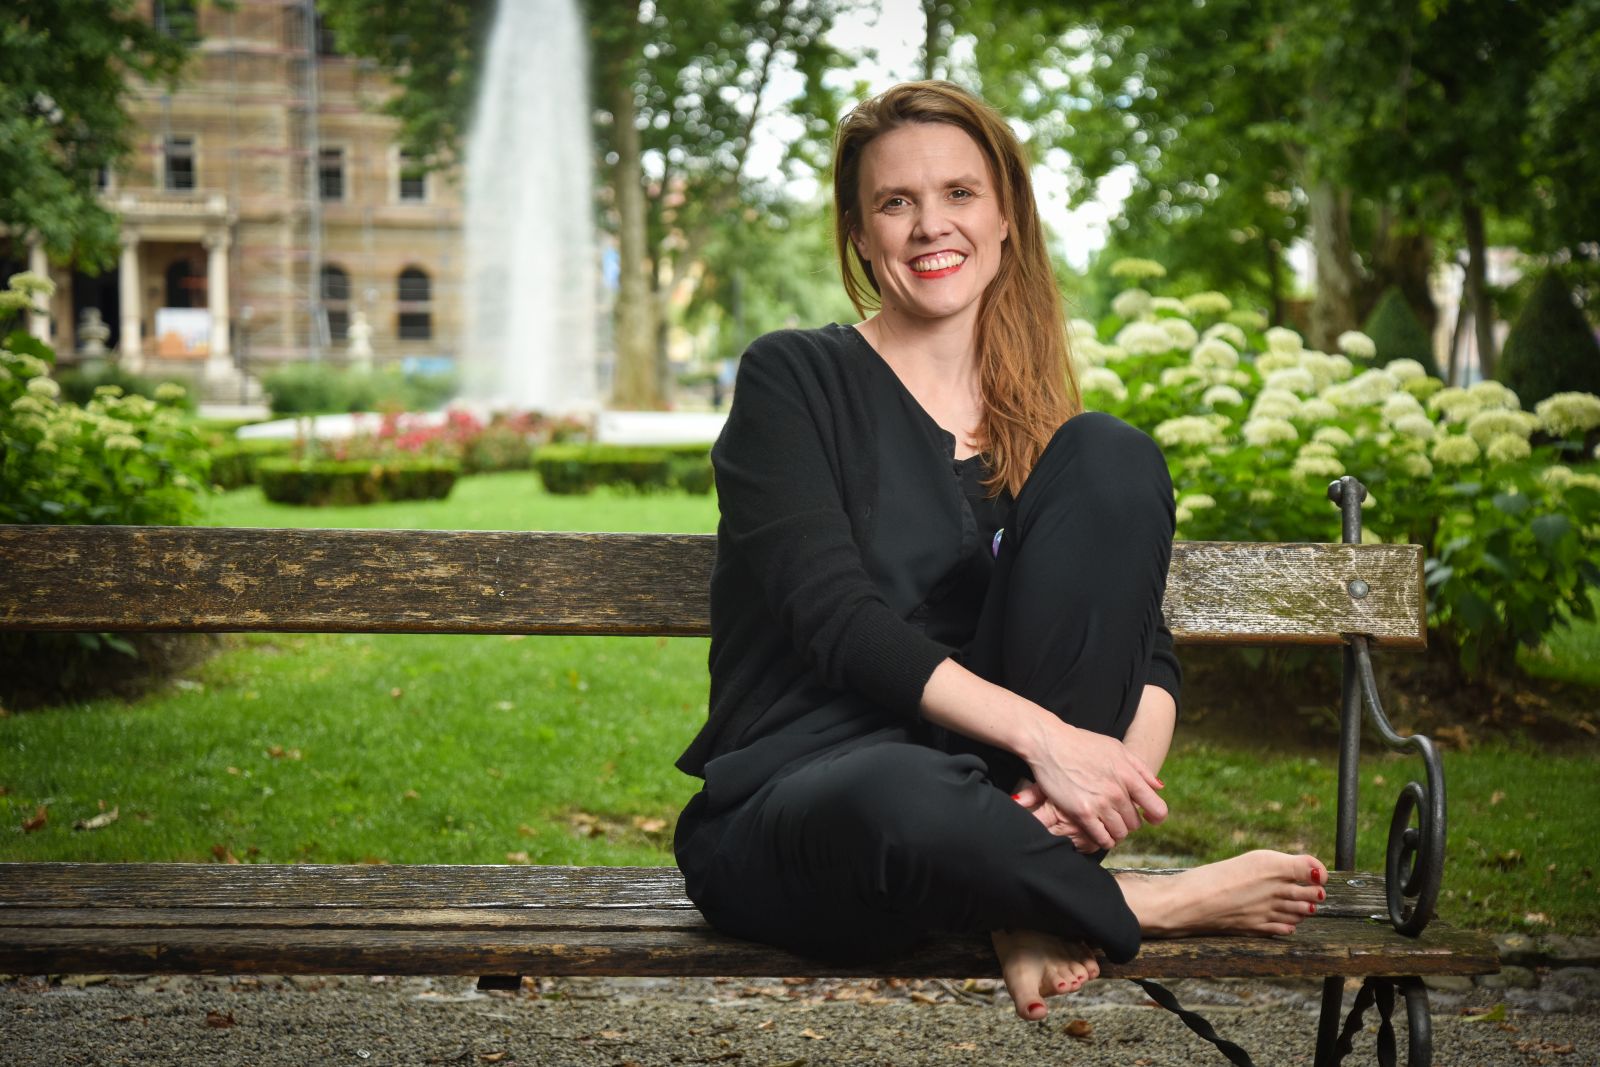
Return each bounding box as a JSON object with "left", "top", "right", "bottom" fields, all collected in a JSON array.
[{"left": 1331, "top": 977, "right": 1433, "bottom": 1067}]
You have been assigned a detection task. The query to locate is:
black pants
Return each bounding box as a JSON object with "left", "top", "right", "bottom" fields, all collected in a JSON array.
[{"left": 681, "top": 412, "right": 1176, "bottom": 965}]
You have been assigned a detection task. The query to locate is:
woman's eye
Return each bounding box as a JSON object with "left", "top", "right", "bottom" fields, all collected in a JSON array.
[
  {"left": 882, "top": 197, "right": 907, "bottom": 210},
  {"left": 950, "top": 188, "right": 972, "bottom": 200}
]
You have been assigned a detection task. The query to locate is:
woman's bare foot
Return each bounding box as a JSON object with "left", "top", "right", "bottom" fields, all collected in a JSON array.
[
  {"left": 1116, "top": 850, "right": 1328, "bottom": 938},
  {"left": 990, "top": 928, "right": 1101, "bottom": 1021}
]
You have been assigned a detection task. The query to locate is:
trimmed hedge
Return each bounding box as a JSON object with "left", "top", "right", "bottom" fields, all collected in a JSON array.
[
  {"left": 534, "top": 443, "right": 713, "bottom": 495},
  {"left": 208, "top": 437, "right": 296, "bottom": 491},
  {"left": 1362, "top": 287, "right": 1443, "bottom": 378},
  {"left": 1499, "top": 269, "right": 1600, "bottom": 407},
  {"left": 256, "top": 458, "right": 459, "bottom": 506}
]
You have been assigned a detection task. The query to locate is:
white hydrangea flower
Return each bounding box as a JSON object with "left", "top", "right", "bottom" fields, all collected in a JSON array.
[
  {"left": 1227, "top": 309, "right": 1268, "bottom": 332},
  {"left": 1101, "top": 345, "right": 1131, "bottom": 363},
  {"left": 154, "top": 381, "right": 188, "bottom": 403},
  {"left": 1292, "top": 454, "right": 1346, "bottom": 480},
  {"left": 1191, "top": 338, "right": 1240, "bottom": 370},
  {"left": 1069, "top": 318, "right": 1099, "bottom": 343},
  {"left": 1264, "top": 367, "right": 1316, "bottom": 395},
  {"left": 1179, "top": 493, "right": 1217, "bottom": 511},
  {"left": 1312, "top": 426, "right": 1354, "bottom": 448},
  {"left": 1296, "top": 351, "right": 1346, "bottom": 392},
  {"left": 9, "top": 353, "right": 50, "bottom": 378},
  {"left": 93, "top": 383, "right": 125, "bottom": 399},
  {"left": 1404, "top": 376, "right": 1444, "bottom": 401},
  {"left": 1467, "top": 379, "right": 1521, "bottom": 411},
  {"left": 1254, "top": 351, "right": 1301, "bottom": 374},
  {"left": 1570, "top": 472, "right": 1600, "bottom": 492},
  {"left": 1465, "top": 409, "right": 1537, "bottom": 447},
  {"left": 1109, "top": 257, "right": 1168, "bottom": 280},
  {"left": 1202, "top": 322, "right": 1248, "bottom": 349},
  {"left": 11, "top": 394, "right": 49, "bottom": 415},
  {"left": 1264, "top": 326, "right": 1303, "bottom": 355},
  {"left": 1298, "top": 441, "right": 1339, "bottom": 459},
  {"left": 1427, "top": 387, "right": 1482, "bottom": 423},
  {"left": 7, "top": 270, "right": 56, "bottom": 297},
  {"left": 1183, "top": 291, "right": 1233, "bottom": 316},
  {"left": 1298, "top": 398, "right": 1340, "bottom": 422},
  {"left": 1385, "top": 359, "right": 1427, "bottom": 382},
  {"left": 104, "top": 434, "right": 143, "bottom": 451},
  {"left": 1138, "top": 381, "right": 1157, "bottom": 401},
  {"left": 1072, "top": 338, "right": 1109, "bottom": 368},
  {"left": 1111, "top": 287, "right": 1153, "bottom": 320},
  {"left": 1540, "top": 465, "right": 1573, "bottom": 488},
  {"left": 1393, "top": 413, "right": 1437, "bottom": 440},
  {"left": 1150, "top": 296, "right": 1190, "bottom": 316},
  {"left": 1535, "top": 392, "right": 1600, "bottom": 436},
  {"left": 1158, "top": 318, "right": 1200, "bottom": 350},
  {"left": 1336, "top": 330, "right": 1377, "bottom": 359},
  {"left": 1174, "top": 505, "right": 1194, "bottom": 526},
  {"left": 1153, "top": 415, "right": 1225, "bottom": 449},
  {"left": 1248, "top": 487, "right": 1275, "bottom": 505},
  {"left": 1181, "top": 453, "right": 1212, "bottom": 471},
  {"left": 25, "top": 375, "right": 61, "bottom": 399},
  {"left": 1115, "top": 320, "right": 1177, "bottom": 356},
  {"left": 1382, "top": 392, "right": 1425, "bottom": 424},
  {"left": 1485, "top": 433, "right": 1532, "bottom": 464},
  {"left": 1242, "top": 416, "right": 1299, "bottom": 447},
  {"left": 1431, "top": 434, "right": 1481, "bottom": 466},
  {"left": 1251, "top": 389, "right": 1302, "bottom": 420},
  {"left": 1160, "top": 366, "right": 1202, "bottom": 388},
  {"left": 1080, "top": 366, "right": 1128, "bottom": 401},
  {"left": 1202, "top": 384, "right": 1244, "bottom": 408},
  {"left": 1399, "top": 452, "right": 1434, "bottom": 478}
]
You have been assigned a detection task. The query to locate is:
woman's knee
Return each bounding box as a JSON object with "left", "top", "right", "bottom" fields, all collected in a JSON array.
[{"left": 1017, "top": 412, "right": 1173, "bottom": 527}]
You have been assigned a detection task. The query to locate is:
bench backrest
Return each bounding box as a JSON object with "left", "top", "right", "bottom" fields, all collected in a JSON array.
[{"left": 0, "top": 525, "right": 1424, "bottom": 647}]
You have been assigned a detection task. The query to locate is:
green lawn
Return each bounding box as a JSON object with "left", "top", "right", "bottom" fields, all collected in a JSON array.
[{"left": 3, "top": 474, "right": 1597, "bottom": 935}]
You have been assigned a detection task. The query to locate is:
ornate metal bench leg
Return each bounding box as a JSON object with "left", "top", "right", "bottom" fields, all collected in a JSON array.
[
  {"left": 477, "top": 974, "right": 522, "bottom": 992},
  {"left": 1317, "top": 976, "right": 1432, "bottom": 1067}
]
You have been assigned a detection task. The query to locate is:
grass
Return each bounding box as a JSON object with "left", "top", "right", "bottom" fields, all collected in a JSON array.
[
  {"left": 1519, "top": 589, "right": 1600, "bottom": 687},
  {"left": 3, "top": 474, "right": 1598, "bottom": 935}
]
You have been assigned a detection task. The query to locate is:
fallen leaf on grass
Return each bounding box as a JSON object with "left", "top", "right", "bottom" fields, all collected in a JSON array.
[
  {"left": 1495, "top": 849, "right": 1525, "bottom": 870},
  {"left": 947, "top": 1043, "right": 977, "bottom": 1052},
  {"left": 21, "top": 805, "right": 48, "bottom": 833},
  {"left": 1461, "top": 1003, "right": 1507, "bottom": 1023},
  {"left": 210, "top": 844, "right": 240, "bottom": 864},
  {"left": 204, "top": 1010, "right": 236, "bottom": 1028},
  {"left": 597, "top": 1030, "right": 626, "bottom": 1039},
  {"left": 74, "top": 807, "right": 119, "bottom": 831},
  {"left": 478, "top": 1053, "right": 508, "bottom": 1063},
  {"left": 1435, "top": 725, "right": 1472, "bottom": 751},
  {"left": 757, "top": 1020, "right": 775, "bottom": 1031},
  {"left": 111, "top": 1014, "right": 140, "bottom": 1023},
  {"left": 631, "top": 816, "right": 667, "bottom": 834},
  {"left": 1063, "top": 1019, "right": 1093, "bottom": 1040},
  {"left": 1490, "top": 790, "right": 1506, "bottom": 805},
  {"left": 1523, "top": 911, "right": 1552, "bottom": 926},
  {"left": 505, "top": 851, "right": 531, "bottom": 864},
  {"left": 799, "top": 1028, "right": 826, "bottom": 1040},
  {"left": 266, "top": 745, "right": 302, "bottom": 760}
]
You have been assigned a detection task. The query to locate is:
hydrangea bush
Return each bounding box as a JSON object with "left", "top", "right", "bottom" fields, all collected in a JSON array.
[
  {"left": 1, "top": 273, "right": 209, "bottom": 525},
  {"left": 1080, "top": 261, "right": 1600, "bottom": 679}
]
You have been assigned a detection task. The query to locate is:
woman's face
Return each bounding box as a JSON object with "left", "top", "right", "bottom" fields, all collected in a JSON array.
[{"left": 852, "top": 122, "right": 1009, "bottom": 331}]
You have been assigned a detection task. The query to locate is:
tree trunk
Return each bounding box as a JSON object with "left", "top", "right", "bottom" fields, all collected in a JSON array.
[
  {"left": 1461, "top": 197, "right": 1496, "bottom": 380},
  {"left": 1447, "top": 257, "right": 1469, "bottom": 386},
  {"left": 1308, "top": 180, "right": 1360, "bottom": 351},
  {"left": 608, "top": 76, "right": 662, "bottom": 410},
  {"left": 1265, "top": 237, "right": 1283, "bottom": 326},
  {"left": 921, "top": 0, "right": 945, "bottom": 80}
]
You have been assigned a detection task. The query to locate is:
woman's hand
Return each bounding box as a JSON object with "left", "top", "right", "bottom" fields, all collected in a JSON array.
[{"left": 1017, "top": 719, "right": 1166, "bottom": 852}]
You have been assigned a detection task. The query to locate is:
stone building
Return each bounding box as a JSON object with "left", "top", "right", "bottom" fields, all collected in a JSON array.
[{"left": 18, "top": 0, "right": 463, "bottom": 399}]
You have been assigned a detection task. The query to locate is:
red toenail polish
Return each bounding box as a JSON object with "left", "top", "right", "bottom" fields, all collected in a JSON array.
[
  {"left": 1318, "top": 889, "right": 1326, "bottom": 901},
  {"left": 1312, "top": 868, "right": 1323, "bottom": 884},
  {"left": 1029, "top": 1002, "right": 1045, "bottom": 1014},
  {"left": 1309, "top": 902, "right": 1317, "bottom": 914},
  {"left": 1057, "top": 981, "right": 1068, "bottom": 990},
  {"left": 1011, "top": 793, "right": 1022, "bottom": 801}
]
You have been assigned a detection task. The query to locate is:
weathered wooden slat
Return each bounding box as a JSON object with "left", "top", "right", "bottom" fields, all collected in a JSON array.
[
  {"left": 0, "top": 527, "right": 1424, "bottom": 646},
  {"left": 0, "top": 920, "right": 1495, "bottom": 980},
  {"left": 0, "top": 864, "right": 1388, "bottom": 919}
]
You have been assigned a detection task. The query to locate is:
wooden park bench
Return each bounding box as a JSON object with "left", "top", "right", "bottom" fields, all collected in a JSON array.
[{"left": 0, "top": 476, "right": 1497, "bottom": 1065}]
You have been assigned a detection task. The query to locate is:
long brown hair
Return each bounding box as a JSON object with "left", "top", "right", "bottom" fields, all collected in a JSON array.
[{"left": 832, "top": 81, "right": 1081, "bottom": 497}]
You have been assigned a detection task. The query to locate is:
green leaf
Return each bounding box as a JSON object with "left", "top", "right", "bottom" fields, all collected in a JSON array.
[
  {"left": 1529, "top": 513, "right": 1571, "bottom": 553},
  {"left": 1491, "top": 491, "right": 1531, "bottom": 516},
  {"left": 1424, "top": 563, "right": 1454, "bottom": 588},
  {"left": 100, "top": 634, "right": 138, "bottom": 658},
  {"left": 1448, "top": 482, "right": 1483, "bottom": 497}
]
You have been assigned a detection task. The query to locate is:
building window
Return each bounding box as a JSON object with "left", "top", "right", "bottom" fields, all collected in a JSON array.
[
  {"left": 321, "top": 265, "right": 351, "bottom": 343},
  {"left": 316, "top": 11, "right": 340, "bottom": 56},
  {"left": 397, "top": 267, "right": 432, "bottom": 340},
  {"left": 318, "top": 147, "right": 345, "bottom": 201},
  {"left": 398, "top": 151, "right": 427, "bottom": 202},
  {"left": 164, "top": 136, "right": 196, "bottom": 191},
  {"left": 155, "top": 0, "right": 198, "bottom": 42}
]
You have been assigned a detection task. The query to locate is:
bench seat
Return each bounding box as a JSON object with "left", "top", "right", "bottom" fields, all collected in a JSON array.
[{"left": 0, "top": 863, "right": 1498, "bottom": 980}]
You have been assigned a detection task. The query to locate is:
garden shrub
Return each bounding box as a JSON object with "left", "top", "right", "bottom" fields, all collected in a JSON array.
[
  {"left": 1362, "top": 287, "right": 1443, "bottom": 378},
  {"left": 1, "top": 272, "right": 215, "bottom": 708},
  {"left": 533, "top": 443, "right": 712, "bottom": 495},
  {"left": 255, "top": 457, "right": 460, "bottom": 506},
  {"left": 262, "top": 362, "right": 458, "bottom": 415},
  {"left": 207, "top": 436, "right": 296, "bottom": 490},
  {"left": 56, "top": 362, "right": 197, "bottom": 410},
  {"left": 1499, "top": 269, "right": 1600, "bottom": 408},
  {"left": 1087, "top": 269, "right": 1600, "bottom": 681}
]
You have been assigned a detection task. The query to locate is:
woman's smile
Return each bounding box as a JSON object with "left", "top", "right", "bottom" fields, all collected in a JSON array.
[{"left": 908, "top": 250, "right": 968, "bottom": 277}]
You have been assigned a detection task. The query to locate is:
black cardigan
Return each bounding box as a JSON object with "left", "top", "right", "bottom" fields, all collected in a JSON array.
[{"left": 676, "top": 325, "right": 1181, "bottom": 780}]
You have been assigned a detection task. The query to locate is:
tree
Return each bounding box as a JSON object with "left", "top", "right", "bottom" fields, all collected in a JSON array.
[
  {"left": 1499, "top": 269, "right": 1600, "bottom": 407},
  {"left": 0, "top": 0, "right": 192, "bottom": 271}
]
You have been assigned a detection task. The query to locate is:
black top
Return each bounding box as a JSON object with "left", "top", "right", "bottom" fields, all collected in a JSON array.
[{"left": 676, "top": 325, "right": 1180, "bottom": 816}]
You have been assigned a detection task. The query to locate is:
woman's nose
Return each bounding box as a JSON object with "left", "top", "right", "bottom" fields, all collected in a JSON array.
[{"left": 912, "top": 205, "right": 953, "bottom": 240}]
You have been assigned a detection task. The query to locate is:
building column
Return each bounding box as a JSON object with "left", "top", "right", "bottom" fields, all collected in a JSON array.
[
  {"left": 27, "top": 239, "right": 52, "bottom": 345},
  {"left": 203, "top": 230, "right": 232, "bottom": 380},
  {"left": 119, "top": 231, "right": 144, "bottom": 371}
]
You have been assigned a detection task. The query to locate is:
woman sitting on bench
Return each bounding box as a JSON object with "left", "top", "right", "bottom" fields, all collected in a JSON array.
[{"left": 673, "top": 80, "right": 1327, "bottom": 1023}]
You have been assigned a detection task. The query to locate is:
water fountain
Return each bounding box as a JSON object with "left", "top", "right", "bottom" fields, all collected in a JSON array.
[{"left": 460, "top": 0, "right": 598, "bottom": 414}]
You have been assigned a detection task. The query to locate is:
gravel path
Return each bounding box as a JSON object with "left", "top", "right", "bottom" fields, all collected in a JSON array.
[{"left": 4, "top": 973, "right": 1595, "bottom": 1066}]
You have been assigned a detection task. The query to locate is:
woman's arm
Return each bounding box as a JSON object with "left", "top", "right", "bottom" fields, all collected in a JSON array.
[{"left": 919, "top": 658, "right": 1167, "bottom": 851}]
